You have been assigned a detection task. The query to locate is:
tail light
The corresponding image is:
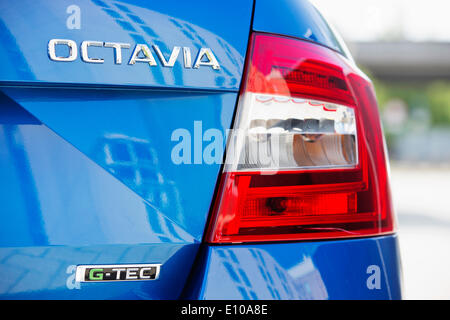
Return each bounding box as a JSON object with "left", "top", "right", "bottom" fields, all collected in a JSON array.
[{"left": 206, "top": 33, "right": 395, "bottom": 243}]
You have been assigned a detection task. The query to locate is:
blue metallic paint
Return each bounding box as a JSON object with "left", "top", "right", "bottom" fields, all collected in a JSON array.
[
  {"left": 0, "top": 0, "right": 252, "bottom": 90},
  {"left": 185, "top": 235, "right": 402, "bottom": 300},
  {"left": 1, "top": 88, "right": 237, "bottom": 241},
  {"left": 0, "top": 244, "right": 199, "bottom": 299},
  {"left": 253, "top": 0, "right": 344, "bottom": 54},
  {"left": 0, "top": 0, "right": 252, "bottom": 299},
  {"left": 0, "top": 88, "right": 237, "bottom": 298}
]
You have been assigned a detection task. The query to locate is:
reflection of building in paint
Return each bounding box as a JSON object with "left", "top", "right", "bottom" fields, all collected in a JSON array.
[
  {"left": 287, "top": 256, "right": 328, "bottom": 300},
  {"left": 0, "top": 245, "right": 172, "bottom": 297},
  {"left": 91, "top": 0, "right": 243, "bottom": 87},
  {"left": 211, "top": 248, "right": 327, "bottom": 300},
  {"left": 100, "top": 134, "right": 187, "bottom": 243}
]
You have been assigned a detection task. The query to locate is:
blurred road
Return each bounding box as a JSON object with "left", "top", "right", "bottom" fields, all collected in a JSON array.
[{"left": 391, "top": 165, "right": 450, "bottom": 299}]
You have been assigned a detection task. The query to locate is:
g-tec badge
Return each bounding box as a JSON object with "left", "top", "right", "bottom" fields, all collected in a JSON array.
[{"left": 75, "top": 264, "right": 161, "bottom": 282}]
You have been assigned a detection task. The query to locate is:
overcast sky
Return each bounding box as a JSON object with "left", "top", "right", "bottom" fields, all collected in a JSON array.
[{"left": 310, "top": 0, "right": 450, "bottom": 42}]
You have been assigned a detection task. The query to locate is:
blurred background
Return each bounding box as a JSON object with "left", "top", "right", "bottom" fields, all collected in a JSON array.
[{"left": 311, "top": 0, "right": 450, "bottom": 299}]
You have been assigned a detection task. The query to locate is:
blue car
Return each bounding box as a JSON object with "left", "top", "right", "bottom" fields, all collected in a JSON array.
[{"left": 0, "top": 0, "right": 402, "bottom": 299}]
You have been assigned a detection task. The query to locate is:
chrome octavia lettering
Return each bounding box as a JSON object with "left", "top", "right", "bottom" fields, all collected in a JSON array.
[
  {"left": 128, "top": 44, "right": 157, "bottom": 66},
  {"left": 104, "top": 42, "right": 131, "bottom": 64},
  {"left": 48, "top": 39, "right": 77, "bottom": 61},
  {"left": 153, "top": 45, "right": 181, "bottom": 67},
  {"left": 81, "top": 40, "right": 104, "bottom": 63},
  {"left": 194, "top": 48, "right": 220, "bottom": 70},
  {"left": 47, "top": 39, "right": 220, "bottom": 70},
  {"left": 183, "top": 47, "right": 192, "bottom": 68}
]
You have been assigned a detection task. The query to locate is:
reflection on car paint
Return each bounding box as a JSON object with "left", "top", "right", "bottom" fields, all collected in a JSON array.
[
  {"left": 0, "top": 0, "right": 246, "bottom": 90},
  {"left": 1, "top": 88, "right": 237, "bottom": 239},
  {"left": 191, "top": 236, "right": 402, "bottom": 300},
  {"left": 0, "top": 244, "right": 197, "bottom": 298},
  {"left": 100, "top": 134, "right": 186, "bottom": 233},
  {"left": 210, "top": 248, "right": 328, "bottom": 300},
  {"left": 0, "top": 92, "right": 194, "bottom": 247}
]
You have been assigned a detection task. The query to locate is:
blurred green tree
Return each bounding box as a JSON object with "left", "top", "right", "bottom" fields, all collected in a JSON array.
[{"left": 426, "top": 82, "right": 450, "bottom": 126}]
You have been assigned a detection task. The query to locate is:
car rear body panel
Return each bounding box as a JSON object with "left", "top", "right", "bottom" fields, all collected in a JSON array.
[
  {"left": 0, "top": 0, "right": 251, "bottom": 90},
  {"left": 253, "top": 0, "right": 344, "bottom": 55},
  {"left": 0, "top": 0, "right": 252, "bottom": 299},
  {"left": 184, "top": 235, "right": 402, "bottom": 300}
]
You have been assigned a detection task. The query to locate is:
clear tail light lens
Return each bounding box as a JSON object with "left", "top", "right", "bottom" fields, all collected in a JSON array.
[
  {"left": 231, "top": 93, "right": 358, "bottom": 171},
  {"left": 206, "top": 33, "right": 395, "bottom": 243}
]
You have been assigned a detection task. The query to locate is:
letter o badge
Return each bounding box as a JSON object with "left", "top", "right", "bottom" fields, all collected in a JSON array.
[{"left": 48, "top": 39, "right": 78, "bottom": 62}]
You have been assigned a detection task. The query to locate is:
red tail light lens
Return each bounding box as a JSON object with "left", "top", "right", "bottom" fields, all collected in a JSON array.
[{"left": 207, "top": 33, "right": 395, "bottom": 243}]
